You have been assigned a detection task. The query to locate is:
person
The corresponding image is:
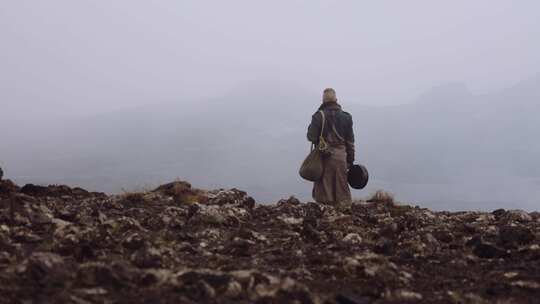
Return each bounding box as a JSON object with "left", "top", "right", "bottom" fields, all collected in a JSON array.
[{"left": 307, "top": 88, "right": 355, "bottom": 205}]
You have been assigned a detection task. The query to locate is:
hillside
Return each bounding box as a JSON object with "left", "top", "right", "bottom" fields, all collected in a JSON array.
[{"left": 1, "top": 178, "right": 539, "bottom": 303}]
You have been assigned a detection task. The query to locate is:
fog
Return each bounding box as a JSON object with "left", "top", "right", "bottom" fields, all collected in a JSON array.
[{"left": 2, "top": 1, "right": 540, "bottom": 211}]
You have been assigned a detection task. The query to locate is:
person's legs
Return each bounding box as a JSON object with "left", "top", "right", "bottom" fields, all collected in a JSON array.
[
  {"left": 313, "top": 146, "right": 351, "bottom": 205},
  {"left": 313, "top": 155, "right": 335, "bottom": 203},
  {"left": 333, "top": 148, "right": 352, "bottom": 204}
]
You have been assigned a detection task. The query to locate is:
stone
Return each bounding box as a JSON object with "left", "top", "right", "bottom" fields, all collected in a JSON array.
[
  {"left": 374, "top": 239, "right": 397, "bottom": 256},
  {"left": 504, "top": 209, "right": 533, "bottom": 222},
  {"left": 342, "top": 233, "right": 362, "bottom": 246},
  {"left": 1, "top": 179, "right": 539, "bottom": 303},
  {"left": 122, "top": 232, "right": 146, "bottom": 250},
  {"left": 17, "top": 252, "right": 69, "bottom": 285},
  {"left": 499, "top": 226, "right": 535, "bottom": 247},
  {"left": 473, "top": 242, "right": 506, "bottom": 259}
]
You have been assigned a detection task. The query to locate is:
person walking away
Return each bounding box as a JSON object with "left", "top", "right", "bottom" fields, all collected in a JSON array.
[{"left": 307, "top": 88, "right": 355, "bottom": 206}]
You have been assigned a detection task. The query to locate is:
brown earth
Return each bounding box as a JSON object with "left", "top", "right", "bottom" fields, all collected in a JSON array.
[{"left": 0, "top": 179, "right": 539, "bottom": 303}]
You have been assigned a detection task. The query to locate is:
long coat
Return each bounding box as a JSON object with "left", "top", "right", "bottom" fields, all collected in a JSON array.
[{"left": 307, "top": 102, "right": 355, "bottom": 204}]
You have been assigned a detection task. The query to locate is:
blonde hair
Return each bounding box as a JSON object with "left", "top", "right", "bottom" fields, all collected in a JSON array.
[{"left": 323, "top": 88, "right": 337, "bottom": 103}]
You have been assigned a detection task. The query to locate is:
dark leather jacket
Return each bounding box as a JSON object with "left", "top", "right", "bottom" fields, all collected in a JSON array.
[{"left": 307, "top": 102, "right": 355, "bottom": 164}]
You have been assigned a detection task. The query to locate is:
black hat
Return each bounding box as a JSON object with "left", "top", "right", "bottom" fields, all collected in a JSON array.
[{"left": 348, "top": 164, "right": 369, "bottom": 189}]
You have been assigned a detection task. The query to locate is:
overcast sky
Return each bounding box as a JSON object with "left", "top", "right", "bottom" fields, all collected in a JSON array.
[{"left": 2, "top": 1, "right": 540, "bottom": 115}]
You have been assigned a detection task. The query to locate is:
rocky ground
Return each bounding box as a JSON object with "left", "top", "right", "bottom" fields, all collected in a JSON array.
[{"left": 0, "top": 178, "right": 539, "bottom": 304}]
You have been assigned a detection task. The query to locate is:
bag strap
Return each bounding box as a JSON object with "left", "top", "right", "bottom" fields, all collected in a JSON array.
[
  {"left": 331, "top": 124, "right": 345, "bottom": 142},
  {"left": 318, "top": 110, "right": 328, "bottom": 151},
  {"left": 319, "top": 110, "right": 326, "bottom": 138},
  {"left": 308, "top": 110, "right": 328, "bottom": 151},
  {"left": 323, "top": 109, "right": 346, "bottom": 143}
]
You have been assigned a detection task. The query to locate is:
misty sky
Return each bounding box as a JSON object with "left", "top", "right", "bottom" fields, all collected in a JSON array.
[{"left": 2, "top": 1, "right": 540, "bottom": 116}]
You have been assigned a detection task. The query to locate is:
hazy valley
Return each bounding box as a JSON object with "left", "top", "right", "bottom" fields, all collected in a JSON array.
[{"left": 3, "top": 76, "right": 539, "bottom": 211}]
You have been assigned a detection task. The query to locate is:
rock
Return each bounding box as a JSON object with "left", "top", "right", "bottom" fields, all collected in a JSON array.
[
  {"left": 492, "top": 208, "right": 506, "bottom": 218},
  {"left": 424, "top": 233, "right": 439, "bottom": 245},
  {"left": 72, "top": 187, "right": 91, "bottom": 197},
  {"left": 379, "top": 222, "right": 399, "bottom": 238},
  {"left": 278, "top": 215, "right": 303, "bottom": 225},
  {"left": 122, "top": 232, "right": 146, "bottom": 250},
  {"left": 501, "top": 210, "right": 533, "bottom": 222},
  {"left": 20, "top": 184, "right": 61, "bottom": 197},
  {"left": 0, "top": 251, "right": 12, "bottom": 265},
  {"left": 222, "top": 237, "right": 256, "bottom": 257},
  {"left": 301, "top": 222, "right": 323, "bottom": 243},
  {"left": 277, "top": 196, "right": 301, "bottom": 207},
  {"left": 224, "top": 280, "right": 243, "bottom": 298},
  {"left": 17, "top": 252, "right": 69, "bottom": 284},
  {"left": 77, "top": 261, "right": 137, "bottom": 288},
  {"left": 503, "top": 272, "right": 519, "bottom": 279},
  {"left": 374, "top": 239, "right": 397, "bottom": 256},
  {"left": 342, "top": 233, "right": 362, "bottom": 246},
  {"left": 208, "top": 189, "right": 256, "bottom": 209},
  {"left": 385, "top": 289, "right": 423, "bottom": 301},
  {"left": 77, "top": 262, "right": 116, "bottom": 287},
  {"left": 176, "top": 270, "right": 235, "bottom": 299},
  {"left": 335, "top": 292, "right": 372, "bottom": 304},
  {"left": 131, "top": 246, "right": 162, "bottom": 268},
  {"left": 433, "top": 229, "right": 453, "bottom": 243},
  {"left": 473, "top": 242, "right": 506, "bottom": 259},
  {"left": 1, "top": 179, "right": 539, "bottom": 303},
  {"left": 511, "top": 281, "right": 540, "bottom": 289},
  {"left": 466, "top": 235, "right": 483, "bottom": 247},
  {"left": 191, "top": 204, "right": 227, "bottom": 225},
  {"left": 499, "top": 226, "right": 535, "bottom": 247}
]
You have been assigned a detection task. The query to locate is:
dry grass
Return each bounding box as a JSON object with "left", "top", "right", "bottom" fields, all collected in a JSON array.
[
  {"left": 119, "top": 191, "right": 148, "bottom": 205},
  {"left": 153, "top": 180, "right": 208, "bottom": 204},
  {"left": 367, "top": 190, "right": 395, "bottom": 204}
]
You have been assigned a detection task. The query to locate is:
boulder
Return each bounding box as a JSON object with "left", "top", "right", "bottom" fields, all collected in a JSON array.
[{"left": 473, "top": 242, "right": 506, "bottom": 259}]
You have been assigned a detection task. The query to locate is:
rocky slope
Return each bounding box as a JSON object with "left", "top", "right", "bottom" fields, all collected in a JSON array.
[{"left": 0, "top": 178, "right": 539, "bottom": 303}]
